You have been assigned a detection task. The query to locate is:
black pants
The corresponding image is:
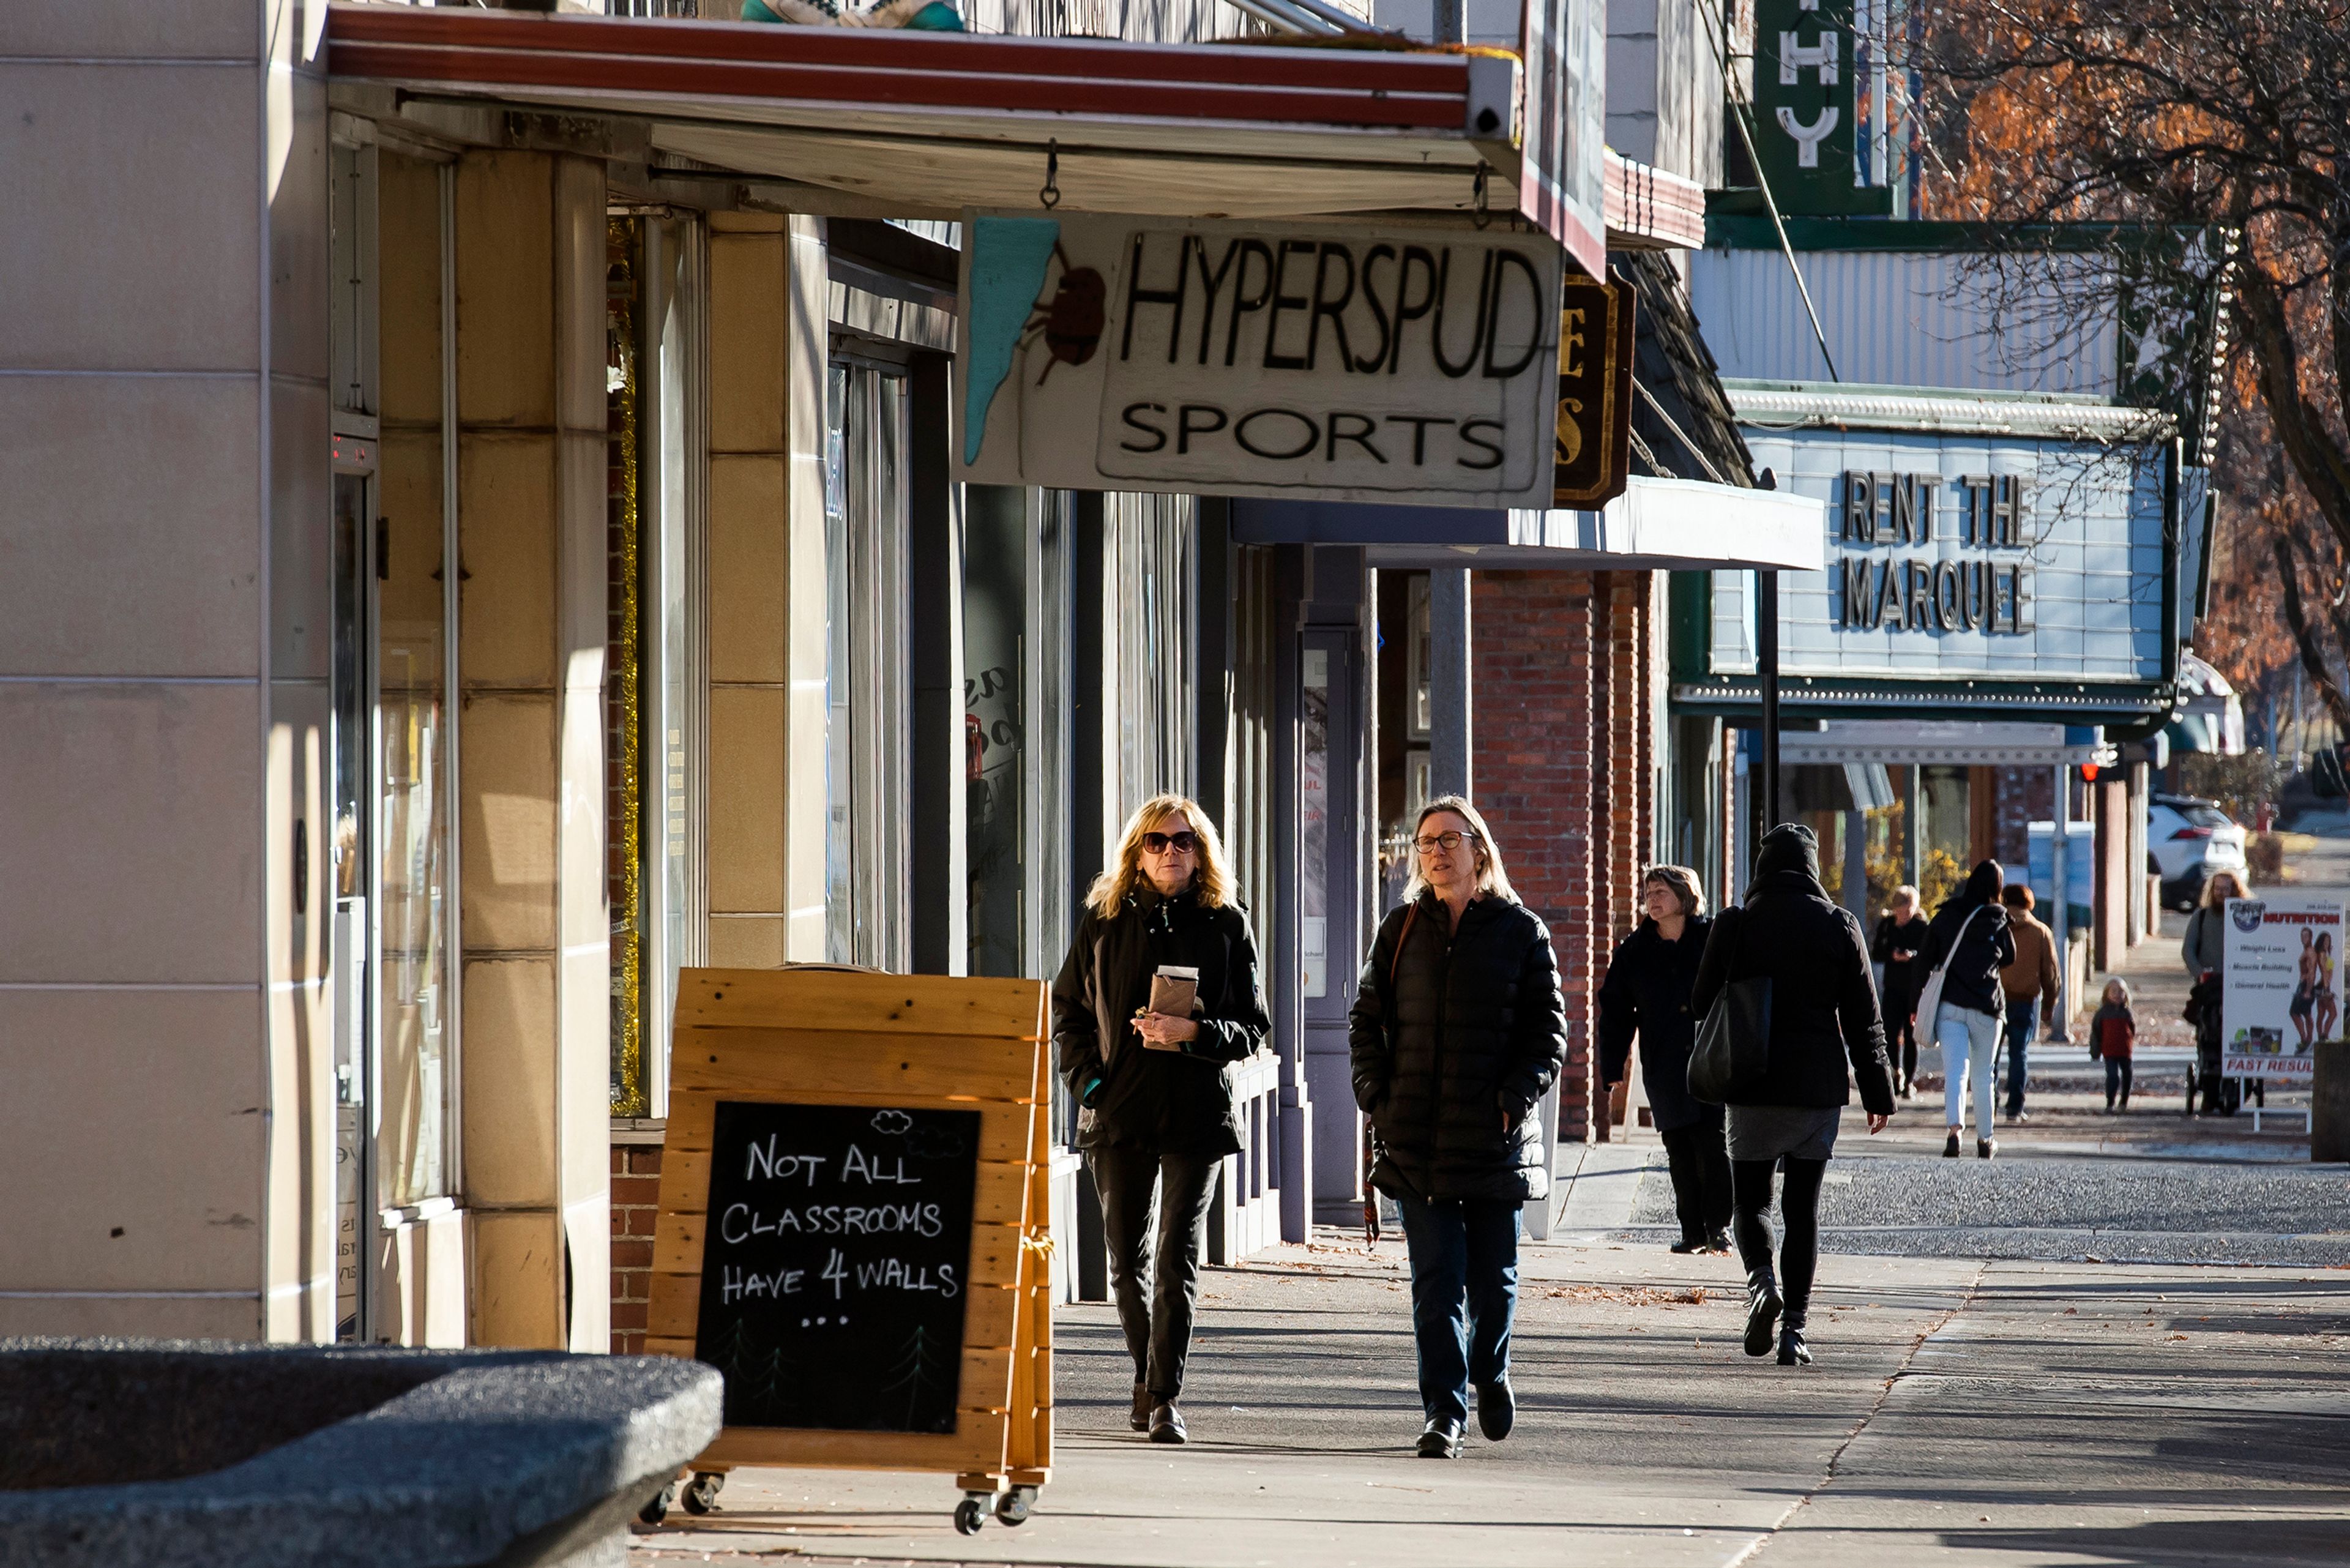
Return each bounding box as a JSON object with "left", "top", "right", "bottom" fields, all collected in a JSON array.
[
  {"left": 1658, "top": 1118, "right": 1733, "bottom": 1241},
  {"left": 2105, "top": 1056, "right": 2133, "bottom": 1106},
  {"left": 1731, "top": 1157, "right": 1828, "bottom": 1326},
  {"left": 1885, "top": 990, "right": 1919, "bottom": 1085},
  {"left": 1087, "top": 1146, "right": 1220, "bottom": 1401}
]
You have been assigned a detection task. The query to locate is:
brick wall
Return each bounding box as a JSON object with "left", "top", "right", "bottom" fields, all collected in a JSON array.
[
  {"left": 610, "top": 1140, "right": 662, "bottom": 1354},
  {"left": 1471, "top": 568, "right": 1668, "bottom": 1148},
  {"left": 1993, "top": 766, "right": 2053, "bottom": 870}
]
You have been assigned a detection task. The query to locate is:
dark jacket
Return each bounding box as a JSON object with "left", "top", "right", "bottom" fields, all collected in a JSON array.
[
  {"left": 1690, "top": 825, "right": 1897, "bottom": 1115},
  {"left": 1870, "top": 913, "right": 1931, "bottom": 1012},
  {"left": 1597, "top": 915, "right": 1716, "bottom": 1133},
  {"left": 1917, "top": 862, "right": 2016, "bottom": 1019},
  {"left": 1051, "top": 886, "right": 1270, "bottom": 1157},
  {"left": 1348, "top": 890, "right": 1567, "bottom": 1203}
]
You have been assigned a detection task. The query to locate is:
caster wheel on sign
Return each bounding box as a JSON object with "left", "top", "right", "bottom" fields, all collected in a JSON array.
[
  {"left": 954, "top": 1498, "right": 988, "bottom": 1536},
  {"left": 994, "top": 1487, "right": 1034, "bottom": 1526},
  {"left": 638, "top": 1482, "right": 677, "bottom": 1526},
  {"left": 682, "top": 1473, "right": 725, "bottom": 1515}
]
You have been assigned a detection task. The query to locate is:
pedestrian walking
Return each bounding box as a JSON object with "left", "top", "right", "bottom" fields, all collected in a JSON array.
[
  {"left": 2091, "top": 977, "right": 2136, "bottom": 1111},
  {"left": 1870, "top": 886, "right": 1930, "bottom": 1099},
  {"left": 1917, "top": 861, "right": 2015, "bottom": 1159},
  {"left": 1349, "top": 796, "right": 1566, "bottom": 1460},
  {"left": 1052, "top": 794, "right": 1270, "bottom": 1447},
  {"left": 2182, "top": 870, "right": 2246, "bottom": 1115},
  {"left": 1599, "top": 866, "right": 1729, "bottom": 1255},
  {"left": 1690, "top": 824, "right": 1896, "bottom": 1367},
  {"left": 1997, "top": 884, "right": 2059, "bottom": 1124}
]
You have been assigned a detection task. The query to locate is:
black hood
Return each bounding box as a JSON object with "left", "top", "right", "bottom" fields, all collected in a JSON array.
[
  {"left": 1753, "top": 823, "right": 1821, "bottom": 883},
  {"left": 1963, "top": 860, "right": 2004, "bottom": 906}
]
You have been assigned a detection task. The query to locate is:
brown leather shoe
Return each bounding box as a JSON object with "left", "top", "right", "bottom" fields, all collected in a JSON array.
[
  {"left": 1147, "top": 1402, "right": 1187, "bottom": 1444},
  {"left": 1130, "top": 1383, "right": 1151, "bottom": 1433}
]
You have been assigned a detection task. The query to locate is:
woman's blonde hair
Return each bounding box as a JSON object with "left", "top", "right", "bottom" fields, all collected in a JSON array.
[
  {"left": 1887, "top": 883, "right": 1920, "bottom": 917},
  {"left": 1402, "top": 796, "right": 1519, "bottom": 904},
  {"left": 2201, "top": 869, "right": 2248, "bottom": 909},
  {"left": 1641, "top": 864, "right": 1706, "bottom": 920},
  {"left": 1085, "top": 794, "right": 1236, "bottom": 919}
]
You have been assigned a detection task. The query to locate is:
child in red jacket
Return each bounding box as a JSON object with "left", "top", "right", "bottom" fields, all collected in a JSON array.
[{"left": 2092, "top": 978, "right": 2135, "bottom": 1111}]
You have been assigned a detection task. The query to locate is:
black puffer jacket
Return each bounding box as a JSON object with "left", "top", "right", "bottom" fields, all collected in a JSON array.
[
  {"left": 1690, "top": 825, "right": 1897, "bottom": 1114},
  {"left": 1917, "top": 861, "right": 2016, "bottom": 1019},
  {"left": 1597, "top": 915, "right": 1715, "bottom": 1134},
  {"left": 1347, "top": 890, "right": 1567, "bottom": 1203},
  {"left": 1052, "top": 886, "right": 1270, "bottom": 1157}
]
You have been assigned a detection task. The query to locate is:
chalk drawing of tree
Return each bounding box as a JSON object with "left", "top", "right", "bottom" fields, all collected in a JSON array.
[{"left": 875, "top": 1326, "right": 955, "bottom": 1431}]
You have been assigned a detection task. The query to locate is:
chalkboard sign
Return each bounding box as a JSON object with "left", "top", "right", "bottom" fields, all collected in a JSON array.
[{"left": 693, "top": 1100, "right": 983, "bottom": 1434}]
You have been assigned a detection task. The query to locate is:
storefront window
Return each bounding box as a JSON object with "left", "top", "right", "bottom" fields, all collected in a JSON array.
[
  {"left": 824, "top": 359, "right": 912, "bottom": 970},
  {"left": 1920, "top": 764, "right": 1972, "bottom": 909},
  {"left": 964, "top": 485, "right": 1027, "bottom": 979}
]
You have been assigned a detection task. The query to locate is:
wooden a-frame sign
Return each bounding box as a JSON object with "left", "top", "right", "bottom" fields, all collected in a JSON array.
[{"left": 649, "top": 966, "right": 1054, "bottom": 1494}]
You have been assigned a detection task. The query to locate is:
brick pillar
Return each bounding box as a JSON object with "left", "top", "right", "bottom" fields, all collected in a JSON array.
[
  {"left": 1470, "top": 570, "right": 1595, "bottom": 1146},
  {"left": 608, "top": 1142, "right": 662, "bottom": 1354}
]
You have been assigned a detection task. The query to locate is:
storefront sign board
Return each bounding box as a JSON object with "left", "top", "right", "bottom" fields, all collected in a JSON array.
[
  {"left": 649, "top": 968, "right": 1054, "bottom": 1495},
  {"left": 2221, "top": 895, "right": 2342, "bottom": 1080},
  {"left": 1711, "top": 432, "right": 2169, "bottom": 685},
  {"left": 956, "top": 212, "right": 1563, "bottom": 508}
]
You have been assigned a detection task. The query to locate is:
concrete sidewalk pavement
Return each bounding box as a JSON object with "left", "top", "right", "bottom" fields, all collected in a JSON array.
[{"left": 630, "top": 1237, "right": 2350, "bottom": 1568}]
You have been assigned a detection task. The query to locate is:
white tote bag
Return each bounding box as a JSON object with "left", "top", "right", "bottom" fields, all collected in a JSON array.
[{"left": 1912, "top": 905, "right": 1987, "bottom": 1040}]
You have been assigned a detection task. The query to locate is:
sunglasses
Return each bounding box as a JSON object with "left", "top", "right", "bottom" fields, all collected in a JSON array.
[{"left": 1142, "top": 831, "right": 1199, "bottom": 854}]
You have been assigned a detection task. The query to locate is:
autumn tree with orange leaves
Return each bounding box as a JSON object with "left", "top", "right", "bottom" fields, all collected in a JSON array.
[{"left": 1919, "top": 0, "right": 2350, "bottom": 733}]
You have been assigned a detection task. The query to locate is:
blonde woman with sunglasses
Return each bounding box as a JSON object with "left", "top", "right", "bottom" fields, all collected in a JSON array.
[{"left": 1052, "top": 794, "right": 1270, "bottom": 1447}]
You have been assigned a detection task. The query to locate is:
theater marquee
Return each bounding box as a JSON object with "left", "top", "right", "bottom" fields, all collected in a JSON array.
[{"left": 955, "top": 212, "right": 1564, "bottom": 507}]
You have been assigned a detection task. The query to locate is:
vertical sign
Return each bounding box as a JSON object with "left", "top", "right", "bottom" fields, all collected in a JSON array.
[
  {"left": 2220, "top": 895, "right": 2342, "bottom": 1081},
  {"left": 1518, "top": 0, "right": 1607, "bottom": 280},
  {"left": 1552, "top": 272, "right": 1635, "bottom": 507},
  {"left": 1751, "top": 0, "right": 1890, "bottom": 215}
]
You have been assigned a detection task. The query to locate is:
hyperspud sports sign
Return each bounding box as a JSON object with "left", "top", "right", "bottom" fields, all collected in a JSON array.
[{"left": 955, "top": 212, "right": 1564, "bottom": 507}]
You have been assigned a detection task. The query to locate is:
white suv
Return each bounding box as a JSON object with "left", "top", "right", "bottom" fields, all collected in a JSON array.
[{"left": 2147, "top": 793, "right": 2248, "bottom": 911}]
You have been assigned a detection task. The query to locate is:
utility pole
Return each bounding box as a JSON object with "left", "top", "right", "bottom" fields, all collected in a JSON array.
[{"left": 1758, "top": 569, "right": 1781, "bottom": 829}]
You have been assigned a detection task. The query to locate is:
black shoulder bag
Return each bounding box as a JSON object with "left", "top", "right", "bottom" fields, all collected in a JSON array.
[{"left": 1688, "top": 905, "right": 1772, "bottom": 1104}]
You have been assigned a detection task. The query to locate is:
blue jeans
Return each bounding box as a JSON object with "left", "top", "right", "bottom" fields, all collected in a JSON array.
[
  {"left": 1393, "top": 1188, "right": 1521, "bottom": 1427},
  {"left": 1938, "top": 1004, "right": 2002, "bottom": 1138},
  {"left": 2003, "top": 999, "right": 2037, "bottom": 1116}
]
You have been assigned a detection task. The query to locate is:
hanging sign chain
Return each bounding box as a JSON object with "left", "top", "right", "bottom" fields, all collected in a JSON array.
[{"left": 1040, "top": 139, "right": 1062, "bottom": 210}]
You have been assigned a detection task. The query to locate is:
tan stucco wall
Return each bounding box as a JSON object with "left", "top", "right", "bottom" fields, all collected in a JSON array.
[{"left": 0, "top": 0, "right": 334, "bottom": 1340}]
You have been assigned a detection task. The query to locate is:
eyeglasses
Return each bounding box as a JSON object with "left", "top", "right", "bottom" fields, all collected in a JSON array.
[
  {"left": 1141, "top": 831, "right": 1199, "bottom": 854},
  {"left": 1413, "top": 831, "right": 1472, "bottom": 854}
]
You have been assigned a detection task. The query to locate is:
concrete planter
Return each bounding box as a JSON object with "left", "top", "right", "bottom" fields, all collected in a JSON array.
[{"left": 0, "top": 1338, "right": 721, "bottom": 1568}]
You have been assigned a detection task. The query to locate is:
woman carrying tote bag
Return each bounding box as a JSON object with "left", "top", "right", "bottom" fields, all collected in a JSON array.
[{"left": 1690, "top": 824, "right": 1897, "bottom": 1367}]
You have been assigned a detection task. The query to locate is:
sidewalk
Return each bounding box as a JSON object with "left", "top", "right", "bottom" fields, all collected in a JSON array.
[{"left": 630, "top": 1236, "right": 2350, "bottom": 1567}]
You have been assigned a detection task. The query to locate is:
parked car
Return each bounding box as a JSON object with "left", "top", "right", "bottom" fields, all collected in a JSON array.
[{"left": 2148, "top": 793, "right": 2249, "bottom": 910}]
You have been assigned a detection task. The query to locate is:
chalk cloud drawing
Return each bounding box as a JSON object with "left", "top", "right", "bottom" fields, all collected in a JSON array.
[{"left": 870, "top": 1109, "right": 913, "bottom": 1136}]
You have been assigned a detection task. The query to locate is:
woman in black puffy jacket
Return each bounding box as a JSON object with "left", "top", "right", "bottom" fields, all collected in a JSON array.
[
  {"left": 1348, "top": 796, "right": 1566, "bottom": 1460},
  {"left": 1691, "top": 824, "right": 1896, "bottom": 1369},
  {"left": 1053, "top": 794, "right": 1270, "bottom": 1447}
]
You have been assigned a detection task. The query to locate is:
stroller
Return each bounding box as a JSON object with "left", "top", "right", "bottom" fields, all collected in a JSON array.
[{"left": 2182, "top": 974, "right": 2243, "bottom": 1116}]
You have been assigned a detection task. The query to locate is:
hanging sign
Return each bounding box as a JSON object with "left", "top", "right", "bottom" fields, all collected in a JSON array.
[
  {"left": 1750, "top": 0, "right": 1890, "bottom": 216},
  {"left": 2220, "top": 895, "right": 2343, "bottom": 1080},
  {"left": 1518, "top": 0, "right": 1609, "bottom": 278},
  {"left": 956, "top": 212, "right": 1563, "bottom": 508},
  {"left": 1552, "top": 271, "right": 1635, "bottom": 507}
]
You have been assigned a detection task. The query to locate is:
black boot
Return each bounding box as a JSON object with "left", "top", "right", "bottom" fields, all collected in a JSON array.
[
  {"left": 1777, "top": 1323, "right": 1813, "bottom": 1365},
  {"left": 1743, "top": 1269, "right": 1782, "bottom": 1358}
]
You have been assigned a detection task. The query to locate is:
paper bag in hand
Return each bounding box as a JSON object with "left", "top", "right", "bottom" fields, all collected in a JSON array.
[{"left": 1139, "top": 965, "right": 1199, "bottom": 1052}]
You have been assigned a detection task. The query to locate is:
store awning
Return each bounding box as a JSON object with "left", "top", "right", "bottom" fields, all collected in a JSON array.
[
  {"left": 327, "top": 4, "right": 1526, "bottom": 223},
  {"left": 1229, "top": 475, "right": 1826, "bottom": 570},
  {"left": 1776, "top": 721, "right": 2113, "bottom": 768}
]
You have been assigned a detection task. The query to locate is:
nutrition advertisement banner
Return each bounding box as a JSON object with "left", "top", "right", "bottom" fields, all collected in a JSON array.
[{"left": 2219, "top": 894, "right": 2343, "bottom": 1079}]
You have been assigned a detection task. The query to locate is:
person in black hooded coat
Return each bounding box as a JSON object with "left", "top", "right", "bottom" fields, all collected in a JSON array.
[
  {"left": 1691, "top": 823, "right": 1896, "bottom": 1368},
  {"left": 1598, "top": 865, "right": 1729, "bottom": 1253},
  {"left": 1349, "top": 796, "right": 1565, "bottom": 1460},
  {"left": 1914, "top": 859, "right": 2015, "bottom": 1159}
]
